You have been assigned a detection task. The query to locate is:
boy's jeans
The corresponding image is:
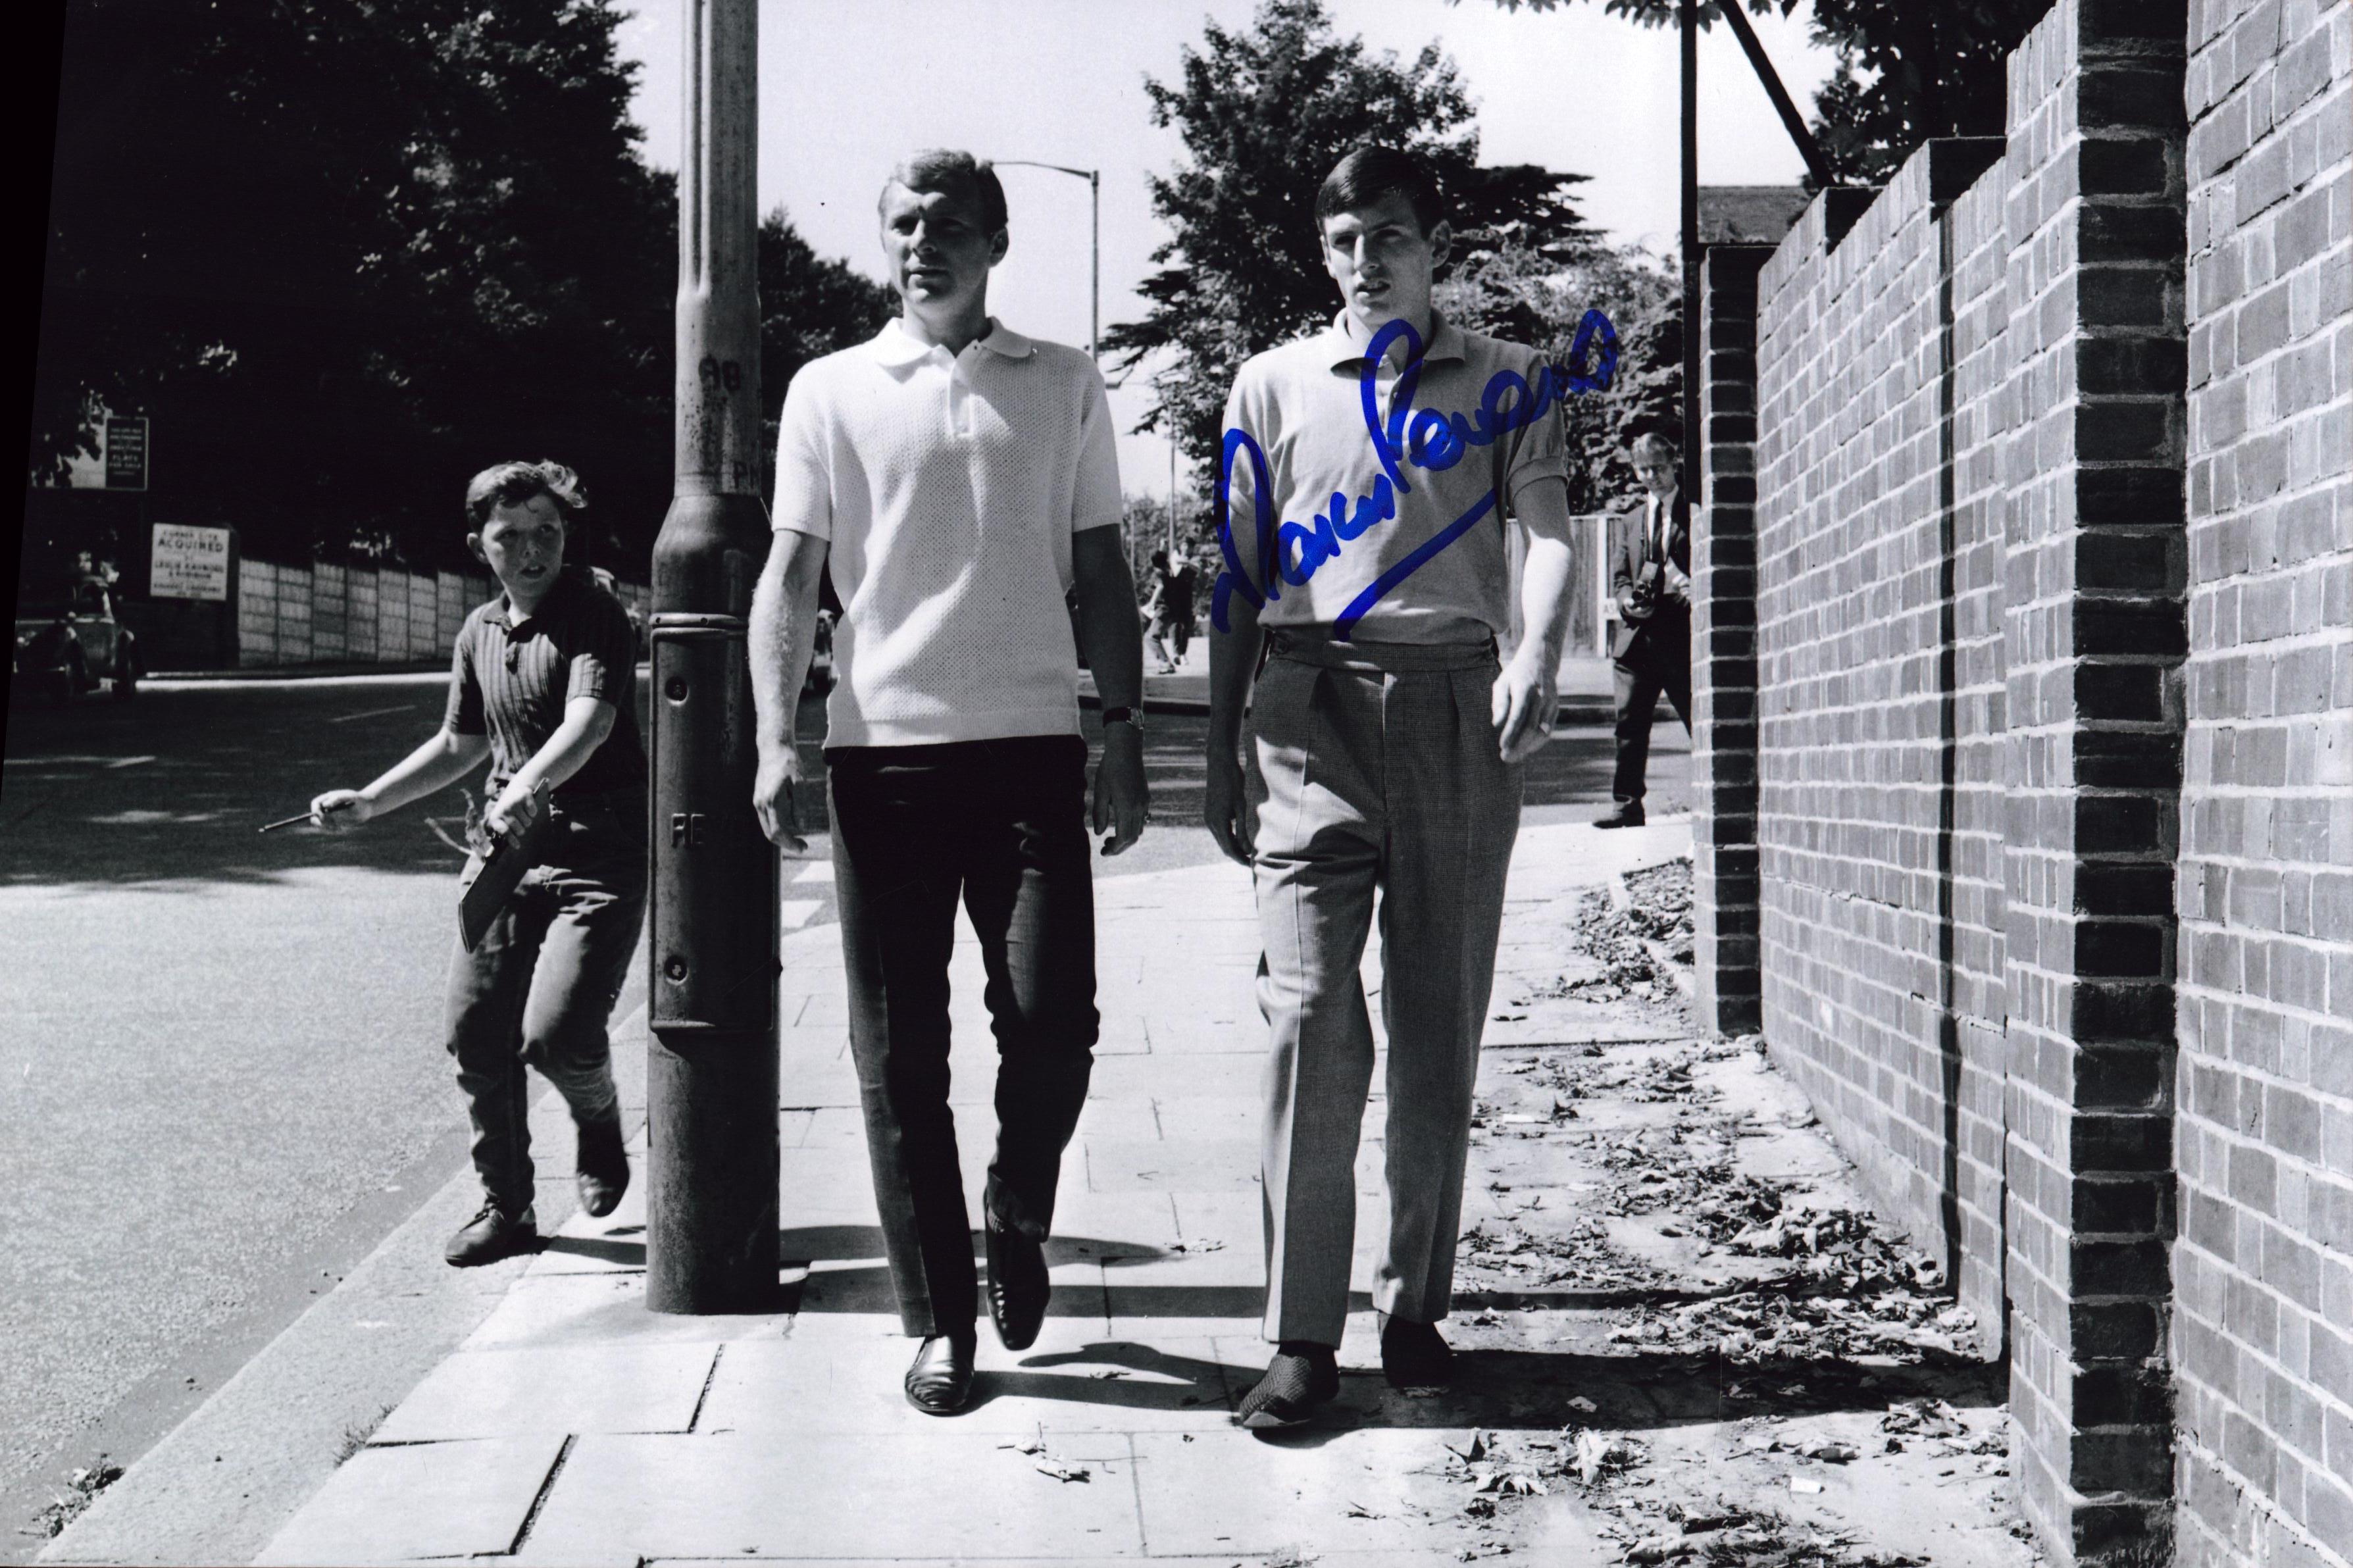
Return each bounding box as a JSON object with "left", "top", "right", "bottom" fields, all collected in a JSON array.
[{"left": 442, "top": 788, "right": 647, "bottom": 1216}]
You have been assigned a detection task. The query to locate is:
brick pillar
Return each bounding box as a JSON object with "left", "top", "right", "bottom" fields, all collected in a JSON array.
[
  {"left": 1996, "top": 2, "right": 2189, "bottom": 1561},
  {"left": 1693, "top": 243, "right": 1773, "bottom": 1036}
]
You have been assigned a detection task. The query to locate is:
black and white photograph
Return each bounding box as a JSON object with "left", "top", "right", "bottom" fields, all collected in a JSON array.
[{"left": 8, "top": 0, "right": 2349, "bottom": 1563}]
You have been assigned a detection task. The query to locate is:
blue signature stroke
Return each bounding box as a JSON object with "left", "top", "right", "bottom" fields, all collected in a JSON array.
[{"left": 1211, "top": 307, "right": 1618, "bottom": 641}]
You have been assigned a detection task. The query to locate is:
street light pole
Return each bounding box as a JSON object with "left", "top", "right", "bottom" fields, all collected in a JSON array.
[
  {"left": 645, "top": 0, "right": 779, "bottom": 1315},
  {"left": 995, "top": 160, "right": 1098, "bottom": 363}
]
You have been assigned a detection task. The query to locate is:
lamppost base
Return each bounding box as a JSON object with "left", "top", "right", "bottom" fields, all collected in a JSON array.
[{"left": 645, "top": 1026, "right": 782, "bottom": 1315}]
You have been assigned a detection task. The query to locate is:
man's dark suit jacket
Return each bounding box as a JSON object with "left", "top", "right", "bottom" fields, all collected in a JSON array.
[{"left": 1608, "top": 491, "right": 1692, "bottom": 665}]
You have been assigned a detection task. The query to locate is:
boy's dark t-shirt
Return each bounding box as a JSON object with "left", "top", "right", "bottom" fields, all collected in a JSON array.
[{"left": 443, "top": 565, "right": 647, "bottom": 797}]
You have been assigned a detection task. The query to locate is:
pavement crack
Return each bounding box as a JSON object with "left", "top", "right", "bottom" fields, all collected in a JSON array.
[
  {"left": 506, "top": 1433, "right": 574, "bottom": 1555},
  {"left": 687, "top": 1343, "right": 724, "bottom": 1432}
]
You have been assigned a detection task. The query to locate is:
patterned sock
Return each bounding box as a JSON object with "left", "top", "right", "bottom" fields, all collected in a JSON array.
[{"left": 1236, "top": 1342, "right": 1340, "bottom": 1426}]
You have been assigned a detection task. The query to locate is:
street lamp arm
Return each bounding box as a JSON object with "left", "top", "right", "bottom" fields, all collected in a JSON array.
[
  {"left": 994, "top": 159, "right": 1095, "bottom": 181},
  {"left": 992, "top": 158, "right": 1102, "bottom": 368}
]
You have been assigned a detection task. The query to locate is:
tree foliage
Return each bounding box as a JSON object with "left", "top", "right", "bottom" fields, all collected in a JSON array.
[
  {"left": 30, "top": 0, "right": 890, "bottom": 577},
  {"left": 1436, "top": 242, "right": 1681, "bottom": 515},
  {"left": 1468, "top": 0, "right": 2051, "bottom": 186},
  {"left": 1107, "top": 0, "right": 1594, "bottom": 484}
]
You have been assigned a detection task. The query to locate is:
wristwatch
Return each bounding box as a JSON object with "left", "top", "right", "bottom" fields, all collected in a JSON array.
[{"left": 1101, "top": 705, "right": 1144, "bottom": 734}]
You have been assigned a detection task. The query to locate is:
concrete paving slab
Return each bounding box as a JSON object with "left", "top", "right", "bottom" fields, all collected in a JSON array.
[
  {"left": 372, "top": 1341, "right": 718, "bottom": 1440},
  {"left": 1130, "top": 1427, "right": 1480, "bottom": 1555},
  {"left": 463, "top": 1273, "right": 790, "bottom": 1350},
  {"left": 520, "top": 1432, "right": 1144, "bottom": 1561},
  {"left": 254, "top": 1435, "right": 562, "bottom": 1565},
  {"left": 1085, "top": 1138, "right": 1263, "bottom": 1194},
  {"left": 696, "top": 1327, "right": 1238, "bottom": 1434}
]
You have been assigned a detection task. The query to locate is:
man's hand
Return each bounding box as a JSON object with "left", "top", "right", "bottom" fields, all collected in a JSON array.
[
  {"left": 1092, "top": 723, "right": 1148, "bottom": 855},
  {"left": 1204, "top": 746, "right": 1256, "bottom": 866},
  {"left": 753, "top": 741, "right": 809, "bottom": 852},
  {"left": 307, "top": 789, "right": 374, "bottom": 830},
  {"left": 1490, "top": 651, "right": 1557, "bottom": 764},
  {"left": 1662, "top": 559, "right": 1692, "bottom": 606}
]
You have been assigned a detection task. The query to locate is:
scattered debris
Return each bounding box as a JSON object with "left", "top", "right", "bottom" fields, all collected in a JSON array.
[{"left": 27, "top": 1457, "right": 122, "bottom": 1540}]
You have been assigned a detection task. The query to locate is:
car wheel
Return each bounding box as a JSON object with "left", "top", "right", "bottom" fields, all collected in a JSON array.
[{"left": 111, "top": 647, "right": 139, "bottom": 700}]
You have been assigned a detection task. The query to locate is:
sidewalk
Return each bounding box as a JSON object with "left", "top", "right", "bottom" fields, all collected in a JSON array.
[{"left": 45, "top": 820, "right": 2031, "bottom": 1567}]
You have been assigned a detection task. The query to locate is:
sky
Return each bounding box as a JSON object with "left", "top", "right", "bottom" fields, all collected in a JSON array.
[{"left": 613, "top": 0, "right": 1838, "bottom": 500}]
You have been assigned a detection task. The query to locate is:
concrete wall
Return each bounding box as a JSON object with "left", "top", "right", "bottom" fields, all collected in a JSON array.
[
  {"left": 235, "top": 560, "right": 649, "bottom": 669},
  {"left": 2171, "top": 0, "right": 2353, "bottom": 1562}
]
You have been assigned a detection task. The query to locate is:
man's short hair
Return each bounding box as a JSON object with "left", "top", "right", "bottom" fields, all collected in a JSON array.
[
  {"left": 465, "top": 461, "right": 588, "bottom": 531},
  {"left": 1315, "top": 145, "right": 1447, "bottom": 236},
  {"left": 1630, "top": 432, "right": 1680, "bottom": 463},
  {"left": 880, "top": 149, "right": 1009, "bottom": 234}
]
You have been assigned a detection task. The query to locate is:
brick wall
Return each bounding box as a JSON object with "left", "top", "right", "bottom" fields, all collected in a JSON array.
[
  {"left": 1692, "top": 243, "right": 1771, "bottom": 1036},
  {"left": 2172, "top": 0, "right": 2353, "bottom": 1563},
  {"left": 1733, "top": 2, "right": 2203, "bottom": 1560},
  {"left": 1752, "top": 138, "right": 2013, "bottom": 1328}
]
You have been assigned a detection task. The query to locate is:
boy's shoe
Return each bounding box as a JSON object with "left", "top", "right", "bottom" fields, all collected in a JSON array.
[
  {"left": 445, "top": 1201, "right": 538, "bottom": 1267},
  {"left": 1380, "top": 1313, "right": 1455, "bottom": 1388},
  {"left": 1235, "top": 1342, "right": 1341, "bottom": 1431},
  {"left": 576, "top": 1117, "right": 630, "bottom": 1218}
]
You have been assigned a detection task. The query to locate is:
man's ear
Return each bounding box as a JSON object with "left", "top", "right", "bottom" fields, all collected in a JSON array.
[
  {"left": 988, "top": 227, "right": 1010, "bottom": 267},
  {"left": 1427, "top": 218, "right": 1454, "bottom": 272},
  {"left": 466, "top": 532, "right": 488, "bottom": 565}
]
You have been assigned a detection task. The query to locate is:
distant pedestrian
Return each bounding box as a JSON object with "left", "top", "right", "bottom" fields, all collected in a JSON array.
[
  {"left": 1147, "top": 547, "right": 1198, "bottom": 672},
  {"left": 749, "top": 149, "right": 1148, "bottom": 1417},
  {"left": 1204, "top": 145, "right": 1579, "bottom": 1429},
  {"left": 1596, "top": 431, "right": 1692, "bottom": 829},
  {"left": 309, "top": 461, "right": 645, "bottom": 1267}
]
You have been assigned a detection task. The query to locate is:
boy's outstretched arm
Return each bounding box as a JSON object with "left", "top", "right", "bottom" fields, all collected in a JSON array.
[{"left": 311, "top": 726, "right": 492, "bottom": 828}]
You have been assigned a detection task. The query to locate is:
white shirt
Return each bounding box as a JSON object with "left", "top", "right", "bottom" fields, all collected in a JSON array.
[{"left": 773, "top": 318, "right": 1123, "bottom": 747}]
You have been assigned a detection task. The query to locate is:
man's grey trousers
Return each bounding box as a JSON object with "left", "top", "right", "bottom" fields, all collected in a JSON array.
[{"left": 1248, "top": 630, "right": 1522, "bottom": 1346}]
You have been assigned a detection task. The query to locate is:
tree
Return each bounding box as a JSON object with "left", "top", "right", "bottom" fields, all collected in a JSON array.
[
  {"left": 1105, "top": 0, "right": 1594, "bottom": 483},
  {"left": 28, "top": 1, "right": 894, "bottom": 582},
  {"left": 1435, "top": 242, "right": 1681, "bottom": 515},
  {"left": 1467, "top": 0, "right": 2052, "bottom": 186}
]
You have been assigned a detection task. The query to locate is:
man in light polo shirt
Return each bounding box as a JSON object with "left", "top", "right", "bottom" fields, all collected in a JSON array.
[
  {"left": 1203, "top": 145, "right": 1579, "bottom": 1429},
  {"left": 748, "top": 149, "right": 1147, "bottom": 1417}
]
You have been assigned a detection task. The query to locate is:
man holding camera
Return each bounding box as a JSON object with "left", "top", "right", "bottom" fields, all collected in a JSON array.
[{"left": 1597, "top": 431, "right": 1692, "bottom": 830}]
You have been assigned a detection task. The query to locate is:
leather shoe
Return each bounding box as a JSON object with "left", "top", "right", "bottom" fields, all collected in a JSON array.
[
  {"left": 1594, "top": 804, "right": 1646, "bottom": 830},
  {"left": 985, "top": 1221, "right": 1050, "bottom": 1351},
  {"left": 444, "top": 1201, "right": 538, "bottom": 1267},
  {"left": 1236, "top": 1342, "right": 1341, "bottom": 1431},
  {"left": 575, "top": 1117, "right": 629, "bottom": 1218},
  {"left": 1380, "top": 1313, "right": 1455, "bottom": 1388},
  {"left": 903, "top": 1332, "right": 976, "bottom": 1415}
]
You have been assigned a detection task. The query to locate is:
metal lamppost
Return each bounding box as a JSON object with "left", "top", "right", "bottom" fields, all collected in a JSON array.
[
  {"left": 644, "top": 0, "right": 779, "bottom": 1315},
  {"left": 995, "top": 160, "right": 1099, "bottom": 364}
]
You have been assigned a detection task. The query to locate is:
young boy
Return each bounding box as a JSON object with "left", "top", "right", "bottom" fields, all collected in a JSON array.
[{"left": 311, "top": 460, "right": 648, "bottom": 1267}]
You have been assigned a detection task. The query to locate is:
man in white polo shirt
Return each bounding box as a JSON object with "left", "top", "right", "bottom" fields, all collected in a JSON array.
[{"left": 748, "top": 150, "right": 1147, "bottom": 1416}]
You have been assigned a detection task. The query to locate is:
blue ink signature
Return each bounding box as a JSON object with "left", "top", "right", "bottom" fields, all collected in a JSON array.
[{"left": 1211, "top": 307, "right": 1619, "bottom": 641}]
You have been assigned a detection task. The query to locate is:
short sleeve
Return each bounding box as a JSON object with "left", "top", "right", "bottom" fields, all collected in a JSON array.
[
  {"left": 772, "top": 365, "right": 834, "bottom": 541},
  {"left": 443, "top": 628, "right": 486, "bottom": 735},
  {"left": 1502, "top": 347, "right": 1571, "bottom": 511},
  {"left": 563, "top": 593, "right": 636, "bottom": 708},
  {"left": 1217, "top": 370, "right": 1265, "bottom": 576},
  {"left": 1070, "top": 367, "right": 1122, "bottom": 534}
]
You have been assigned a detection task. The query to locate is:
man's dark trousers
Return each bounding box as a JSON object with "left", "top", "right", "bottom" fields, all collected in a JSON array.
[
  {"left": 1610, "top": 621, "right": 1692, "bottom": 810},
  {"left": 827, "top": 734, "right": 1100, "bottom": 1338},
  {"left": 444, "top": 788, "right": 648, "bottom": 1217}
]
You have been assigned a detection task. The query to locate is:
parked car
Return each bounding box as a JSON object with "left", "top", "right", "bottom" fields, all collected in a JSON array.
[
  {"left": 806, "top": 609, "right": 836, "bottom": 695},
  {"left": 13, "top": 582, "right": 139, "bottom": 702}
]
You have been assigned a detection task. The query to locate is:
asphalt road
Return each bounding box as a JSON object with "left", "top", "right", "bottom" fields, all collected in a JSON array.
[{"left": 0, "top": 665, "right": 1683, "bottom": 1546}]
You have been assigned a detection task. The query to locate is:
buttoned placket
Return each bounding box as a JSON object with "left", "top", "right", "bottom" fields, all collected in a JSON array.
[{"left": 942, "top": 343, "right": 979, "bottom": 443}]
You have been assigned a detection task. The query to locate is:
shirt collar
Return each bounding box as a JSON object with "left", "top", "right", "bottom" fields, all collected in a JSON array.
[
  {"left": 487, "top": 563, "right": 580, "bottom": 632},
  {"left": 868, "top": 316, "right": 1038, "bottom": 370},
  {"left": 1323, "top": 309, "right": 1468, "bottom": 373}
]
